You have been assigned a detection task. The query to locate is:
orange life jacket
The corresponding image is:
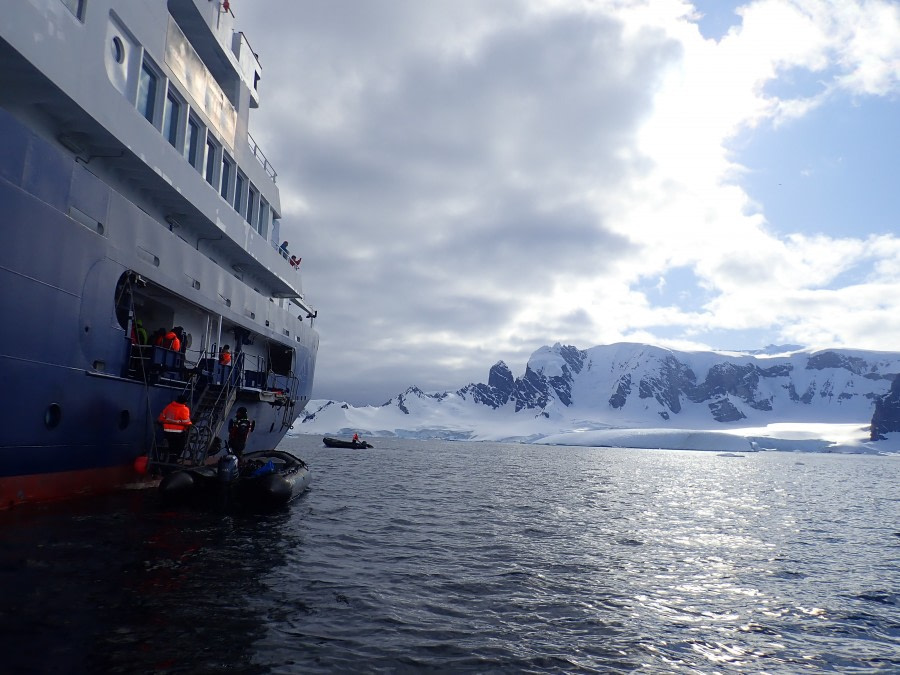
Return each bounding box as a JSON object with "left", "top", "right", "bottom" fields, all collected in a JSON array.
[
  {"left": 158, "top": 401, "right": 192, "bottom": 433},
  {"left": 156, "top": 330, "right": 180, "bottom": 352}
]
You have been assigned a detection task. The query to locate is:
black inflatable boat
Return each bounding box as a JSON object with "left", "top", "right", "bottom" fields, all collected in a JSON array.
[
  {"left": 323, "top": 436, "right": 373, "bottom": 449},
  {"left": 159, "top": 450, "right": 311, "bottom": 511}
]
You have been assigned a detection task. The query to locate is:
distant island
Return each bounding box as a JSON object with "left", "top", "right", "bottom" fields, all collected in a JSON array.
[{"left": 297, "top": 342, "right": 900, "bottom": 454}]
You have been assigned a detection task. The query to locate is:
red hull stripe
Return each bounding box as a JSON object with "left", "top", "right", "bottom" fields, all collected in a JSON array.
[{"left": 0, "top": 465, "right": 150, "bottom": 510}]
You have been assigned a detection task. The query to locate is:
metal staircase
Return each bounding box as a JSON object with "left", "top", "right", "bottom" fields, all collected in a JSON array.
[{"left": 183, "top": 352, "right": 244, "bottom": 466}]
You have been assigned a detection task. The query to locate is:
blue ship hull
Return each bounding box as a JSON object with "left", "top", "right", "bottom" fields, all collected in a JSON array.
[{"left": 0, "top": 106, "right": 317, "bottom": 508}]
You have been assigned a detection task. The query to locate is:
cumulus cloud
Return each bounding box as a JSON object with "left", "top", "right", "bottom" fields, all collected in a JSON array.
[{"left": 236, "top": 0, "right": 900, "bottom": 403}]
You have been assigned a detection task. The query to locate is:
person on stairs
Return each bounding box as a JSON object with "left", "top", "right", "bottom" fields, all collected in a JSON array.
[{"left": 158, "top": 394, "right": 192, "bottom": 463}]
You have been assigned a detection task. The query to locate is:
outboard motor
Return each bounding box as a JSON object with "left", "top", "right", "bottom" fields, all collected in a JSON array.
[{"left": 217, "top": 453, "right": 239, "bottom": 484}]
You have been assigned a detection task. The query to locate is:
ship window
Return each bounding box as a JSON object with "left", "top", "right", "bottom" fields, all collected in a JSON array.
[
  {"left": 234, "top": 172, "right": 246, "bottom": 216},
  {"left": 185, "top": 115, "right": 203, "bottom": 168},
  {"left": 205, "top": 137, "right": 219, "bottom": 186},
  {"left": 246, "top": 184, "right": 257, "bottom": 227},
  {"left": 137, "top": 63, "right": 158, "bottom": 123},
  {"left": 45, "top": 403, "right": 62, "bottom": 430},
  {"left": 111, "top": 37, "right": 124, "bottom": 64},
  {"left": 162, "top": 91, "right": 182, "bottom": 149},
  {"left": 221, "top": 154, "right": 234, "bottom": 201},
  {"left": 257, "top": 199, "right": 269, "bottom": 238},
  {"left": 60, "top": 0, "right": 85, "bottom": 21}
]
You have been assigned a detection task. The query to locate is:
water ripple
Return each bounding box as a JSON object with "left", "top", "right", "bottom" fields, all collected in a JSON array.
[{"left": 0, "top": 441, "right": 897, "bottom": 672}]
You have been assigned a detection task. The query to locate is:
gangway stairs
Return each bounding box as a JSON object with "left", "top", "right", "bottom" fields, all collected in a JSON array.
[{"left": 183, "top": 353, "right": 244, "bottom": 466}]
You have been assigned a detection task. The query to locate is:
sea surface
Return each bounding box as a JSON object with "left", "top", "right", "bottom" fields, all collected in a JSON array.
[{"left": 1, "top": 437, "right": 898, "bottom": 674}]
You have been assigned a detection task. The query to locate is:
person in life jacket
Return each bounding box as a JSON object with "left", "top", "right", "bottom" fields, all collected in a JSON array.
[
  {"left": 130, "top": 319, "right": 148, "bottom": 345},
  {"left": 219, "top": 344, "right": 232, "bottom": 366},
  {"left": 352, "top": 432, "right": 362, "bottom": 446},
  {"left": 155, "top": 327, "right": 181, "bottom": 352},
  {"left": 228, "top": 406, "right": 255, "bottom": 458},
  {"left": 158, "top": 394, "right": 192, "bottom": 463}
]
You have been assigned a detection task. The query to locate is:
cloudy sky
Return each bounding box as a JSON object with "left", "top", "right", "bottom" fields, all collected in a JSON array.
[{"left": 235, "top": 0, "right": 900, "bottom": 405}]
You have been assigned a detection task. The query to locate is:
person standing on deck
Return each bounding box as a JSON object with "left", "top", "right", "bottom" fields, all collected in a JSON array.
[
  {"left": 131, "top": 319, "right": 148, "bottom": 345},
  {"left": 156, "top": 327, "right": 181, "bottom": 353},
  {"left": 158, "top": 395, "right": 192, "bottom": 463},
  {"left": 219, "top": 344, "right": 232, "bottom": 366}
]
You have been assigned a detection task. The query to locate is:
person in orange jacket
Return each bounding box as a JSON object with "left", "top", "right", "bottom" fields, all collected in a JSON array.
[
  {"left": 155, "top": 328, "right": 181, "bottom": 353},
  {"left": 158, "top": 394, "right": 192, "bottom": 462},
  {"left": 219, "top": 344, "right": 232, "bottom": 366}
]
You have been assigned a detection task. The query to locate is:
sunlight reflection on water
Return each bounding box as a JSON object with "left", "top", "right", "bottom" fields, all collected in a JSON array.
[{"left": 255, "top": 438, "right": 898, "bottom": 672}]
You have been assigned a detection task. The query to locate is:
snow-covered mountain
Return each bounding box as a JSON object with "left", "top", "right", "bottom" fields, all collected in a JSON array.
[{"left": 298, "top": 342, "right": 900, "bottom": 452}]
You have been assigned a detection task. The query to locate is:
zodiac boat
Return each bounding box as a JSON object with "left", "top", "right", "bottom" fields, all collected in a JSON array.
[
  {"left": 323, "top": 437, "right": 374, "bottom": 449},
  {"left": 159, "top": 450, "right": 311, "bottom": 512}
]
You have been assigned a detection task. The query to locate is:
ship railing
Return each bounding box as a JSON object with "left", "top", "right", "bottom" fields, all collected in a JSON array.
[
  {"left": 271, "top": 369, "right": 301, "bottom": 431},
  {"left": 248, "top": 132, "right": 277, "bottom": 182},
  {"left": 237, "top": 352, "right": 271, "bottom": 391},
  {"left": 127, "top": 341, "right": 187, "bottom": 385}
]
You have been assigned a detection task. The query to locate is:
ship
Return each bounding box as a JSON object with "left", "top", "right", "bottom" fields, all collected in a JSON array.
[{"left": 0, "top": 0, "right": 318, "bottom": 508}]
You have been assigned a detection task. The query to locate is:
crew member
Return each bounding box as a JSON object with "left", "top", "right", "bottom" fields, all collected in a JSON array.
[
  {"left": 149, "top": 327, "right": 166, "bottom": 347},
  {"left": 219, "top": 344, "right": 232, "bottom": 366},
  {"left": 158, "top": 394, "right": 192, "bottom": 463},
  {"left": 173, "top": 326, "right": 187, "bottom": 354},
  {"left": 131, "top": 319, "right": 148, "bottom": 345},
  {"left": 228, "top": 407, "right": 255, "bottom": 459},
  {"left": 155, "top": 327, "right": 181, "bottom": 352}
]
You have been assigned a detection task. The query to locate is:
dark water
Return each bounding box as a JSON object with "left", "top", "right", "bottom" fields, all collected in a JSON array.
[{"left": 1, "top": 437, "right": 898, "bottom": 673}]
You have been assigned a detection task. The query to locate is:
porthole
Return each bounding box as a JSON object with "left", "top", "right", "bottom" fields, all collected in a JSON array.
[
  {"left": 111, "top": 36, "right": 125, "bottom": 64},
  {"left": 118, "top": 410, "right": 130, "bottom": 430},
  {"left": 45, "top": 403, "right": 62, "bottom": 430}
]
